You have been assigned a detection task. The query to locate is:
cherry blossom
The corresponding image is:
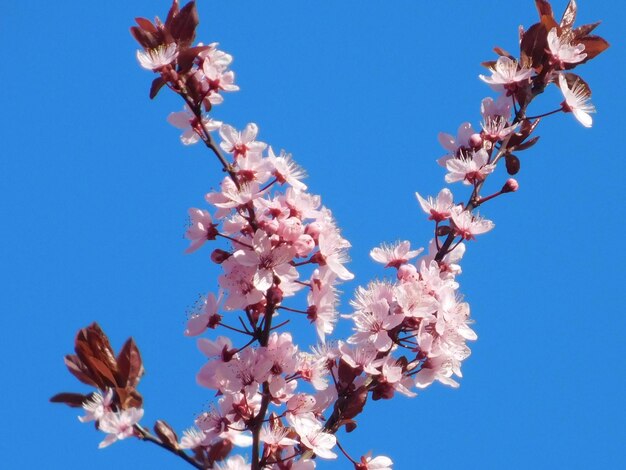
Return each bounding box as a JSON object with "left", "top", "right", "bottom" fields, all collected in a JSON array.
[
  {"left": 136, "top": 43, "right": 178, "bottom": 70},
  {"left": 479, "top": 56, "right": 533, "bottom": 94},
  {"left": 370, "top": 241, "right": 423, "bottom": 268},
  {"left": 167, "top": 106, "right": 222, "bottom": 145},
  {"left": 356, "top": 453, "right": 394, "bottom": 470},
  {"left": 445, "top": 149, "right": 496, "bottom": 185},
  {"left": 415, "top": 188, "right": 454, "bottom": 222},
  {"left": 292, "top": 417, "right": 337, "bottom": 460},
  {"left": 79, "top": 389, "right": 113, "bottom": 423},
  {"left": 558, "top": 74, "right": 595, "bottom": 128},
  {"left": 220, "top": 123, "right": 267, "bottom": 159},
  {"left": 547, "top": 28, "right": 587, "bottom": 67},
  {"left": 97, "top": 408, "right": 144, "bottom": 448},
  {"left": 450, "top": 208, "right": 495, "bottom": 240},
  {"left": 185, "top": 291, "right": 222, "bottom": 336}
]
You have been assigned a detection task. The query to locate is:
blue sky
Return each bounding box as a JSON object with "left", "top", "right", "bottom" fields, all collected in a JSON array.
[{"left": 2, "top": 0, "right": 624, "bottom": 468}]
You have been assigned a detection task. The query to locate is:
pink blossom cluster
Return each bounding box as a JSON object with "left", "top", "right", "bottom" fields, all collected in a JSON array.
[
  {"left": 53, "top": 2, "right": 607, "bottom": 469},
  {"left": 79, "top": 390, "right": 144, "bottom": 449}
]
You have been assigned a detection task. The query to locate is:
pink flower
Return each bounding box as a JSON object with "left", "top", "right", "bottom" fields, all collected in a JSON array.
[
  {"left": 558, "top": 74, "right": 595, "bottom": 128},
  {"left": 317, "top": 231, "right": 354, "bottom": 281},
  {"left": 79, "top": 389, "right": 113, "bottom": 423},
  {"left": 450, "top": 208, "right": 495, "bottom": 240},
  {"left": 370, "top": 241, "right": 423, "bottom": 268},
  {"left": 479, "top": 56, "right": 533, "bottom": 94},
  {"left": 214, "top": 455, "right": 250, "bottom": 470},
  {"left": 416, "top": 188, "right": 454, "bottom": 222},
  {"left": 136, "top": 44, "right": 178, "bottom": 71},
  {"left": 307, "top": 268, "right": 339, "bottom": 340},
  {"left": 219, "top": 123, "right": 267, "bottom": 159},
  {"left": 185, "top": 208, "right": 218, "bottom": 253},
  {"left": 267, "top": 147, "right": 308, "bottom": 192},
  {"left": 185, "top": 291, "right": 222, "bottom": 336},
  {"left": 548, "top": 28, "right": 587, "bottom": 67},
  {"left": 481, "top": 95, "right": 513, "bottom": 121},
  {"left": 202, "top": 62, "right": 239, "bottom": 105},
  {"left": 167, "top": 106, "right": 222, "bottom": 145},
  {"left": 445, "top": 148, "right": 495, "bottom": 185},
  {"left": 357, "top": 453, "right": 394, "bottom": 470},
  {"left": 232, "top": 229, "right": 294, "bottom": 291},
  {"left": 97, "top": 408, "right": 144, "bottom": 448},
  {"left": 179, "top": 427, "right": 205, "bottom": 450},
  {"left": 437, "top": 122, "right": 476, "bottom": 166},
  {"left": 292, "top": 417, "right": 337, "bottom": 460},
  {"left": 349, "top": 299, "right": 404, "bottom": 351}
]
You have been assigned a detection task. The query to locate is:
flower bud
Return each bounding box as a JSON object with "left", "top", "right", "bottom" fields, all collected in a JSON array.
[
  {"left": 397, "top": 264, "right": 418, "bottom": 282},
  {"left": 501, "top": 178, "right": 519, "bottom": 193},
  {"left": 469, "top": 133, "right": 483, "bottom": 149},
  {"left": 267, "top": 285, "right": 284, "bottom": 306},
  {"left": 211, "top": 249, "right": 231, "bottom": 264}
]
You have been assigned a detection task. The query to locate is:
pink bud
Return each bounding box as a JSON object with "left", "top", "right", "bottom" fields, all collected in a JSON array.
[
  {"left": 267, "top": 286, "right": 284, "bottom": 305},
  {"left": 211, "top": 249, "right": 231, "bottom": 264},
  {"left": 469, "top": 133, "right": 483, "bottom": 149},
  {"left": 501, "top": 178, "right": 519, "bottom": 193}
]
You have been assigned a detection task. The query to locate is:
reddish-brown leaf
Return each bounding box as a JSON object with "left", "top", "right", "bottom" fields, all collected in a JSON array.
[
  {"left": 169, "top": 1, "right": 199, "bottom": 48},
  {"left": 338, "top": 418, "right": 358, "bottom": 433},
  {"left": 520, "top": 23, "right": 549, "bottom": 70},
  {"left": 64, "top": 354, "right": 98, "bottom": 387},
  {"left": 135, "top": 17, "right": 157, "bottom": 33},
  {"left": 80, "top": 323, "right": 117, "bottom": 373},
  {"left": 177, "top": 45, "right": 210, "bottom": 73},
  {"left": 149, "top": 77, "right": 167, "bottom": 100},
  {"left": 50, "top": 392, "right": 90, "bottom": 408},
  {"left": 560, "top": 0, "right": 577, "bottom": 30},
  {"left": 573, "top": 21, "right": 600, "bottom": 39},
  {"left": 154, "top": 420, "right": 179, "bottom": 449},
  {"left": 505, "top": 154, "right": 521, "bottom": 175},
  {"left": 576, "top": 36, "right": 610, "bottom": 64},
  {"left": 130, "top": 26, "right": 161, "bottom": 50},
  {"left": 117, "top": 338, "right": 144, "bottom": 389},
  {"left": 493, "top": 46, "right": 514, "bottom": 59},
  {"left": 535, "top": 0, "right": 554, "bottom": 19},
  {"left": 165, "top": 0, "right": 181, "bottom": 27},
  {"left": 514, "top": 135, "right": 541, "bottom": 152},
  {"left": 340, "top": 386, "right": 368, "bottom": 420}
]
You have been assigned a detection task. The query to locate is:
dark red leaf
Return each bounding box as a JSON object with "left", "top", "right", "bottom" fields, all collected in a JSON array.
[
  {"left": 514, "top": 135, "right": 541, "bottom": 152},
  {"left": 535, "top": 0, "right": 554, "bottom": 19},
  {"left": 338, "top": 419, "right": 358, "bottom": 433},
  {"left": 169, "top": 1, "right": 199, "bottom": 48},
  {"left": 165, "top": 0, "right": 181, "bottom": 27},
  {"left": 150, "top": 77, "right": 167, "bottom": 99},
  {"left": 130, "top": 26, "right": 161, "bottom": 50},
  {"left": 135, "top": 17, "right": 158, "bottom": 33},
  {"left": 64, "top": 355, "right": 98, "bottom": 387},
  {"left": 340, "top": 386, "right": 368, "bottom": 420},
  {"left": 154, "top": 420, "right": 179, "bottom": 449},
  {"left": 573, "top": 21, "right": 600, "bottom": 39},
  {"left": 50, "top": 392, "right": 90, "bottom": 408},
  {"left": 505, "top": 154, "right": 521, "bottom": 175},
  {"left": 493, "top": 46, "right": 514, "bottom": 59},
  {"left": 576, "top": 36, "right": 610, "bottom": 64},
  {"left": 116, "top": 338, "right": 144, "bottom": 389},
  {"left": 560, "top": 0, "right": 577, "bottom": 30},
  {"left": 177, "top": 45, "right": 210, "bottom": 73},
  {"left": 520, "top": 23, "right": 549, "bottom": 71}
]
